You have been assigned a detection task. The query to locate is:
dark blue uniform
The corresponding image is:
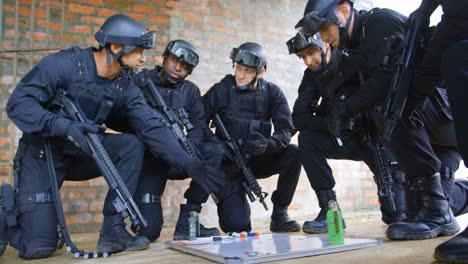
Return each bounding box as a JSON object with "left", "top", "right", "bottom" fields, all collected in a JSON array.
[
  {"left": 128, "top": 66, "right": 224, "bottom": 241},
  {"left": 292, "top": 48, "right": 406, "bottom": 224},
  {"left": 5, "top": 47, "right": 196, "bottom": 258},
  {"left": 203, "top": 75, "right": 301, "bottom": 232},
  {"left": 329, "top": 5, "right": 468, "bottom": 224}
]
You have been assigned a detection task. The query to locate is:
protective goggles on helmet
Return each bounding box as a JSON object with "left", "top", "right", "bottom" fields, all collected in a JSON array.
[
  {"left": 295, "top": 11, "right": 328, "bottom": 37},
  {"left": 230, "top": 48, "right": 263, "bottom": 70},
  {"left": 295, "top": 0, "right": 343, "bottom": 36},
  {"left": 140, "top": 31, "right": 157, "bottom": 49},
  {"left": 95, "top": 30, "right": 157, "bottom": 50},
  {"left": 287, "top": 32, "right": 324, "bottom": 56},
  {"left": 167, "top": 41, "right": 199, "bottom": 66}
]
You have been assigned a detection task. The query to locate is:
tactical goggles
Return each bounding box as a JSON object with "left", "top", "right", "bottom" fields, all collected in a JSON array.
[
  {"left": 286, "top": 32, "right": 324, "bottom": 56},
  {"left": 230, "top": 48, "right": 262, "bottom": 69},
  {"left": 295, "top": 0, "right": 342, "bottom": 36},
  {"left": 139, "top": 30, "right": 157, "bottom": 49},
  {"left": 295, "top": 11, "right": 328, "bottom": 37},
  {"left": 167, "top": 41, "right": 199, "bottom": 66}
]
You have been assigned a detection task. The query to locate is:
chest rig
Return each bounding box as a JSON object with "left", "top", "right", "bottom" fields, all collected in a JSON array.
[
  {"left": 221, "top": 80, "right": 272, "bottom": 142},
  {"left": 50, "top": 47, "right": 128, "bottom": 125}
]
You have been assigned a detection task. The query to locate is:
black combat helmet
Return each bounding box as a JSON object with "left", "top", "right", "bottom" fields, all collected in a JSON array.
[
  {"left": 230, "top": 42, "right": 267, "bottom": 74},
  {"left": 287, "top": 32, "right": 329, "bottom": 73},
  {"left": 162, "top": 40, "right": 199, "bottom": 74},
  {"left": 230, "top": 42, "right": 267, "bottom": 91},
  {"left": 296, "top": 0, "right": 355, "bottom": 38},
  {"left": 287, "top": 32, "right": 325, "bottom": 56},
  {"left": 95, "top": 14, "right": 157, "bottom": 68}
]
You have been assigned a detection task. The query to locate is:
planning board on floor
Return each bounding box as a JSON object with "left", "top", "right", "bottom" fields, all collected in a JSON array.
[{"left": 166, "top": 233, "right": 382, "bottom": 264}]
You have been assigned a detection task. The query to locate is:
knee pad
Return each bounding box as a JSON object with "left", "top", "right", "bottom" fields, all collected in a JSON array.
[
  {"left": 17, "top": 192, "right": 58, "bottom": 244},
  {"left": 19, "top": 237, "right": 57, "bottom": 260}
]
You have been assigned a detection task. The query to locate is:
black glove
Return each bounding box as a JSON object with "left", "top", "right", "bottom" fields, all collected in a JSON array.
[
  {"left": 241, "top": 132, "right": 269, "bottom": 158},
  {"left": 183, "top": 160, "right": 226, "bottom": 195},
  {"left": 65, "top": 121, "right": 103, "bottom": 155},
  {"left": 327, "top": 100, "right": 354, "bottom": 138}
]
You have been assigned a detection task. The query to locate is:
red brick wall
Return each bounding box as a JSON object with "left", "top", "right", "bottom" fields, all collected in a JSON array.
[{"left": 0, "top": 0, "right": 378, "bottom": 233}]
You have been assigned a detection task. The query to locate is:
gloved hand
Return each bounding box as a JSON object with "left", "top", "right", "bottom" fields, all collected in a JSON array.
[
  {"left": 65, "top": 121, "right": 103, "bottom": 155},
  {"left": 327, "top": 100, "right": 354, "bottom": 138},
  {"left": 183, "top": 160, "right": 226, "bottom": 195},
  {"left": 241, "top": 132, "right": 269, "bottom": 158}
]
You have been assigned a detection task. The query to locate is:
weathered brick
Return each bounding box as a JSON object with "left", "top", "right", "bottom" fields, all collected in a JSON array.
[{"left": 68, "top": 3, "right": 95, "bottom": 14}]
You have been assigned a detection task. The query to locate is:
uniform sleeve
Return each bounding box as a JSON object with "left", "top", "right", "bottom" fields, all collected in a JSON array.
[
  {"left": 122, "top": 82, "right": 193, "bottom": 170},
  {"left": 185, "top": 84, "right": 208, "bottom": 145},
  {"left": 268, "top": 83, "right": 295, "bottom": 151},
  {"left": 6, "top": 52, "right": 72, "bottom": 137},
  {"left": 411, "top": 6, "right": 468, "bottom": 101},
  {"left": 292, "top": 70, "right": 323, "bottom": 131},
  {"left": 345, "top": 10, "right": 405, "bottom": 115}
]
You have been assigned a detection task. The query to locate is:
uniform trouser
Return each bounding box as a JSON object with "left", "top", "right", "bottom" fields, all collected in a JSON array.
[
  {"left": 390, "top": 94, "right": 467, "bottom": 215},
  {"left": 135, "top": 142, "right": 224, "bottom": 241},
  {"left": 10, "top": 133, "right": 144, "bottom": 258},
  {"left": 298, "top": 129, "right": 404, "bottom": 217},
  {"left": 217, "top": 144, "right": 301, "bottom": 233},
  {"left": 442, "top": 39, "right": 468, "bottom": 217}
]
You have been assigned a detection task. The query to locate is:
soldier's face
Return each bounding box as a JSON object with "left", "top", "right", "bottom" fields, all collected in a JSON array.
[
  {"left": 320, "top": 22, "right": 340, "bottom": 47},
  {"left": 163, "top": 54, "right": 190, "bottom": 79},
  {"left": 121, "top": 47, "right": 147, "bottom": 70},
  {"left": 234, "top": 63, "right": 258, "bottom": 86},
  {"left": 298, "top": 46, "right": 322, "bottom": 70}
]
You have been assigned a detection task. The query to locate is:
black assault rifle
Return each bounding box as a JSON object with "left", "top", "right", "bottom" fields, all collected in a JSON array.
[
  {"left": 141, "top": 79, "right": 221, "bottom": 203},
  {"left": 383, "top": 18, "right": 426, "bottom": 142},
  {"left": 362, "top": 115, "right": 399, "bottom": 212},
  {"left": 59, "top": 92, "right": 148, "bottom": 230},
  {"left": 213, "top": 114, "right": 269, "bottom": 211},
  {"left": 142, "top": 79, "right": 200, "bottom": 159}
]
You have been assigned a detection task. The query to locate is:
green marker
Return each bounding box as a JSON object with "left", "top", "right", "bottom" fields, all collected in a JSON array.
[{"left": 327, "top": 200, "right": 344, "bottom": 245}]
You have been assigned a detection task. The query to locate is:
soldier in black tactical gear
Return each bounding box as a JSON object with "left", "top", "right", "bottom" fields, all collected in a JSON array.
[
  {"left": 288, "top": 31, "right": 406, "bottom": 233},
  {"left": 299, "top": 0, "right": 466, "bottom": 244},
  {"left": 397, "top": 0, "right": 468, "bottom": 262},
  {"left": 203, "top": 42, "right": 302, "bottom": 233},
  {"left": 0, "top": 14, "right": 225, "bottom": 259},
  {"left": 129, "top": 39, "right": 222, "bottom": 241}
]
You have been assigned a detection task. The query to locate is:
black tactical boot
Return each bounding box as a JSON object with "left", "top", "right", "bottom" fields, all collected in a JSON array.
[
  {"left": 433, "top": 226, "right": 468, "bottom": 263},
  {"left": 0, "top": 183, "right": 15, "bottom": 256},
  {"left": 380, "top": 171, "right": 406, "bottom": 225},
  {"left": 270, "top": 206, "right": 300, "bottom": 232},
  {"left": 173, "top": 203, "right": 220, "bottom": 240},
  {"left": 97, "top": 214, "right": 150, "bottom": 253},
  {"left": 302, "top": 189, "right": 346, "bottom": 234},
  {"left": 386, "top": 173, "right": 460, "bottom": 240}
]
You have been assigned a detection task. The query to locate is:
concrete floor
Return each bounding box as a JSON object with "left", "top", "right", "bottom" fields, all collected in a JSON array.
[{"left": 2, "top": 213, "right": 467, "bottom": 264}]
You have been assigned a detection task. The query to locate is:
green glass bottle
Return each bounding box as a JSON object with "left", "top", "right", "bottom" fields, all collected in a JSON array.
[{"left": 327, "top": 200, "right": 344, "bottom": 245}]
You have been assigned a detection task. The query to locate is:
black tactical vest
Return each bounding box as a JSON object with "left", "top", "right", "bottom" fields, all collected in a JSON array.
[{"left": 220, "top": 78, "right": 272, "bottom": 142}]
